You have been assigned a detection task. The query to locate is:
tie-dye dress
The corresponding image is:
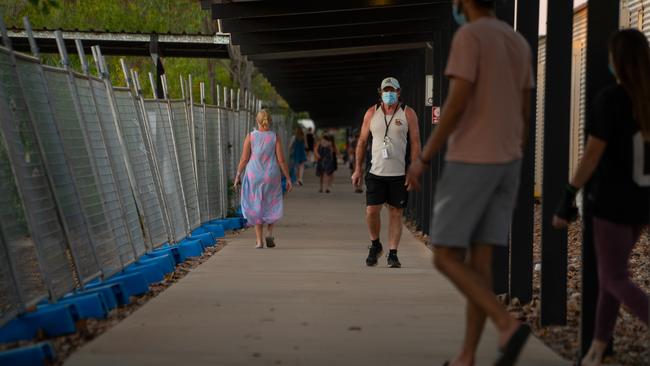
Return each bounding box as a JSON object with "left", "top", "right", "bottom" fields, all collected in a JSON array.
[{"left": 241, "top": 130, "right": 283, "bottom": 225}]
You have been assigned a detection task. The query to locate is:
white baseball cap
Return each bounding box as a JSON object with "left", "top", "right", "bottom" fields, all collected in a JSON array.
[{"left": 380, "top": 77, "right": 400, "bottom": 90}]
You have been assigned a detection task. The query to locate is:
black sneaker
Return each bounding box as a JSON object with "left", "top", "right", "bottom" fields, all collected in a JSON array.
[
  {"left": 365, "top": 244, "right": 383, "bottom": 266},
  {"left": 387, "top": 252, "right": 401, "bottom": 268}
]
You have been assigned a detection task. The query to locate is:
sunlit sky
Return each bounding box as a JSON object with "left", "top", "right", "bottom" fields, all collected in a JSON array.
[{"left": 538, "top": 0, "right": 589, "bottom": 35}]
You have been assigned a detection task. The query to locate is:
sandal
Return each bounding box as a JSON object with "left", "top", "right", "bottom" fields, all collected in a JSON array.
[
  {"left": 255, "top": 243, "right": 264, "bottom": 249},
  {"left": 494, "top": 323, "right": 531, "bottom": 366},
  {"left": 265, "top": 236, "right": 276, "bottom": 248}
]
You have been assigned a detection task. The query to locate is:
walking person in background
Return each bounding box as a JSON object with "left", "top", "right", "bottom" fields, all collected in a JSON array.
[
  {"left": 348, "top": 130, "right": 364, "bottom": 193},
  {"left": 315, "top": 134, "right": 336, "bottom": 193},
  {"left": 405, "top": 0, "right": 534, "bottom": 364},
  {"left": 289, "top": 127, "right": 307, "bottom": 186},
  {"left": 235, "top": 110, "right": 293, "bottom": 249},
  {"left": 305, "top": 127, "right": 315, "bottom": 166},
  {"left": 351, "top": 76, "right": 421, "bottom": 269},
  {"left": 553, "top": 29, "right": 650, "bottom": 366}
]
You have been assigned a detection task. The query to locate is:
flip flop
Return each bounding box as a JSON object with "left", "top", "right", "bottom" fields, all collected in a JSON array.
[
  {"left": 494, "top": 323, "right": 531, "bottom": 366},
  {"left": 265, "top": 236, "right": 276, "bottom": 248}
]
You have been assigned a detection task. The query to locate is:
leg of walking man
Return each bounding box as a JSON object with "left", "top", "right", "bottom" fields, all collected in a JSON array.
[
  {"left": 387, "top": 206, "right": 403, "bottom": 268},
  {"left": 434, "top": 246, "right": 520, "bottom": 349},
  {"left": 446, "top": 245, "right": 493, "bottom": 366},
  {"left": 365, "top": 204, "right": 383, "bottom": 265}
]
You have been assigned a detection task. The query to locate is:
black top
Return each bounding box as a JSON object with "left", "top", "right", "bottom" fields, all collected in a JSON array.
[
  {"left": 306, "top": 133, "right": 315, "bottom": 150},
  {"left": 588, "top": 85, "right": 650, "bottom": 224}
]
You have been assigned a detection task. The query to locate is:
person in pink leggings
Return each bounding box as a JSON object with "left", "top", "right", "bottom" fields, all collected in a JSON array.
[{"left": 553, "top": 29, "right": 650, "bottom": 366}]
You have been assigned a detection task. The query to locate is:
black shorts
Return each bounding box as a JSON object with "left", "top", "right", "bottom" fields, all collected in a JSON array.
[{"left": 365, "top": 173, "right": 408, "bottom": 208}]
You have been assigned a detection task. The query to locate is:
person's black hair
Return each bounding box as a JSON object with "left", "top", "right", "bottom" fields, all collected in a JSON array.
[{"left": 610, "top": 29, "right": 650, "bottom": 139}]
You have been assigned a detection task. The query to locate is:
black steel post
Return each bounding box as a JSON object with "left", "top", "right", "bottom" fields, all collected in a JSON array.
[
  {"left": 422, "top": 44, "right": 433, "bottom": 235},
  {"left": 149, "top": 34, "right": 165, "bottom": 99},
  {"left": 492, "top": 0, "right": 516, "bottom": 296},
  {"left": 581, "top": 0, "right": 620, "bottom": 358},
  {"left": 510, "top": 0, "right": 540, "bottom": 304},
  {"left": 540, "top": 0, "right": 573, "bottom": 326}
]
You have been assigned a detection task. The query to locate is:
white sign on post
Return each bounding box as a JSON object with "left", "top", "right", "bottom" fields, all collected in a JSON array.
[{"left": 425, "top": 74, "right": 433, "bottom": 106}]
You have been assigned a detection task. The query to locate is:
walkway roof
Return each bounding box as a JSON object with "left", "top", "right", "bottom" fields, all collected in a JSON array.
[{"left": 202, "top": 0, "right": 450, "bottom": 127}]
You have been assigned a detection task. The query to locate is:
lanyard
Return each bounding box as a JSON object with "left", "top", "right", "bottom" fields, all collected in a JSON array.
[{"left": 383, "top": 104, "right": 399, "bottom": 140}]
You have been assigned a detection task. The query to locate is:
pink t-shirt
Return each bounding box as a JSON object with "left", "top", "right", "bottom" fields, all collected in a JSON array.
[{"left": 444, "top": 17, "right": 534, "bottom": 164}]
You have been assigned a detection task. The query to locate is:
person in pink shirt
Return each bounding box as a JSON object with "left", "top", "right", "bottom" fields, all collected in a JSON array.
[{"left": 406, "top": 0, "right": 534, "bottom": 365}]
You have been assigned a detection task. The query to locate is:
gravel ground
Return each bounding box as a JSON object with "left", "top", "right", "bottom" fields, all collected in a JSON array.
[
  {"left": 406, "top": 204, "right": 649, "bottom": 365},
  {"left": 0, "top": 233, "right": 236, "bottom": 365}
]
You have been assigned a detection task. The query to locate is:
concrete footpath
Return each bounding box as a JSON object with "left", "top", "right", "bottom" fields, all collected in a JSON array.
[{"left": 66, "top": 169, "right": 569, "bottom": 366}]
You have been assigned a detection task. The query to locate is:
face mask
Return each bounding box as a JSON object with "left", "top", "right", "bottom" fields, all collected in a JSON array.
[
  {"left": 381, "top": 91, "right": 398, "bottom": 105},
  {"left": 453, "top": 3, "right": 467, "bottom": 26},
  {"left": 608, "top": 63, "right": 616, "bottom": 78}
]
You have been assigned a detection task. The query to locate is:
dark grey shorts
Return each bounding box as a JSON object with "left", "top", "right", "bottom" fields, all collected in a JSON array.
[{"left": 430, "top": 160, "right": 521, "bottom": 248}]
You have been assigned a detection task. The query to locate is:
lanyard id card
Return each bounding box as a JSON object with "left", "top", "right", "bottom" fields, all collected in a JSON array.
[{"left": 382, "top": 136, "right": 391, "bottom": 159}]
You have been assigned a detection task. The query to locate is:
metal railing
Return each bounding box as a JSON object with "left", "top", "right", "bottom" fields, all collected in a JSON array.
[{"left": 0, "top": 17, "right": 279, "bottom": 327}]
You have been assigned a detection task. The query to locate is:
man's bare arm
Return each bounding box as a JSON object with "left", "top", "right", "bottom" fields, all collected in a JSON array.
[
  {"left": 405, "top": 107, "right": 422, "bottom": 164},
  {"left": 354, "top": 107, "right": 375, "bottom": 173}
]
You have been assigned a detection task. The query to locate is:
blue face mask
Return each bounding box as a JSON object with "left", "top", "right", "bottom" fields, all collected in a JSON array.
[
  {"left": 453, "top": 3, "right": 467, "bottom": 26},
  {"left": 382, "top": 91, "right": 398, "bottom": 105},
  {"left": 608, "top": 63, "right": 616, "bottom": 77}
]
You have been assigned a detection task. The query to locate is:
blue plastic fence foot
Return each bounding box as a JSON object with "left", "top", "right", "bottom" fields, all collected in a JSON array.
[
  {"left": 0, "top": 318, "right": 36, "bottom": 343},
  {"left": 39, "top": 293, "right": 108, "bottom": 320},
  {"left": 210, "top": 218, "right": 240, "bottom": 231},
  {"left": 68, "top": 284, "right": 118, "bottom": 311},
  {"left": 176, "top": 239, "right": 203, "bottom": 261},
  {"left": 125, "top": 262, "right": 165, "bottom": 284},
  {"left": 147, "top": 248, "right": 178, "bottom": 266},
  {"left": 0, "top": 342, "right": 55, "bottom": 366},
  {"left": 203, "top": 223, "right": 225, "bottom": 239},
  {"left": 191, "top": 227, "right": 207, "bottom": 236},
  {"left": 86, "top": 282, "right": 131, "bottom": 306},
  {"left": 190, "top": 232, "right": 216, "bottom": 248},
  {"left": 21, "top": 304, "right": 79, "bottom": 338},
  {"left": 138, "top": 254, "right": 175, "bottom": 275},
  {"left": 104, "top": 272, "right": 149, "bottom": 297}
]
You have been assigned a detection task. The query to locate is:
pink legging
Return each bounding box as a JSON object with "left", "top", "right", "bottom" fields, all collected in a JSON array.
[{"left": 593, "top": 217, "right": 649, "bottom": 342}]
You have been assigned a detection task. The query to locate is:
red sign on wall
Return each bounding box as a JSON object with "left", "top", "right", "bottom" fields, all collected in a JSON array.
[{"left": 432, "top": 106, "right": 441, "bottom": 124}]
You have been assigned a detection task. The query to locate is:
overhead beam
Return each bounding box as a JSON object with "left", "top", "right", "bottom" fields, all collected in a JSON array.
[
  {"left": 232, "top": 19, "right": 439, "bottom": 45},
  {"left": 241, "top": 36, "right": 432, "bottom": 56},
  {"left": 220, "top": 5, "right": 443, "bottom": 33},
  {"left": 247, "top": 42, "right": 426, "bottom": 60},
  {"left": 210, "top": 1, "right": 446, "bottom": 19}
]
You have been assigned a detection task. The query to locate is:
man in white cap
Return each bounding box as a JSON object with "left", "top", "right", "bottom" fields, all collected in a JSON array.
[{"left": 351, "top": 77, "right": 421, "bottom": 268}]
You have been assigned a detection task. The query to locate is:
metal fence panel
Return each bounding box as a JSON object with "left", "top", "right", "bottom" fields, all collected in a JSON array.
[
  {"left": 193, "top": 104, "right": 209, "bottom": 223},
  {"left": 0, "top": 137, "right": 46, "bottom": 314},
  {"left": 143, "top": 100, "right": 188, "bottom": 242},
  {"left": 0, "top": 76, "right": 47, "bottom": 324},
  {"left": 218, "top": 108, "right": 229, "bottom": 217},
  {"left": 227, "top": 109, "right": 237, "bottom": 191},
  {"left": 90, "top": 78, "right": 146, "bottom": 258},
  {"left": 14, "top": 55, "right": 101, "bottom": 285},
  {"left": 170, "top": 100, "right": 200, "bottom": 230},
  {"left": 113, "top": 88, "right": 169, "bottom": 248},
  {"left": 0, "top": 51, "right": 77, "bottom": 301},
  {"left": 73, "top": 75, "right": 134, "bottom": 266},
  {"left": 0, "top": 232, "right": 21, "bottom": 327},
  {"left": 42, "top": 68, "right": 121, "bottom": 278},
  {"left": 205, "top": 106, "right": 224, "bottom": 220}
]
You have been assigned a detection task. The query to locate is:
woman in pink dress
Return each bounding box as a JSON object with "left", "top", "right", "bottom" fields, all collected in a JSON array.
[{"left": 234, "top": 110, "right": 292, "bottom": 248}]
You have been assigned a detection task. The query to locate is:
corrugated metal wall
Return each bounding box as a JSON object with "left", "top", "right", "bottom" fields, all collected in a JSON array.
[{"left": 534, "top": 2, "right": 650, "bottom": 198}]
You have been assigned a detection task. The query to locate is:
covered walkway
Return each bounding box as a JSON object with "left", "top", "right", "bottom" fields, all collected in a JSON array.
[{"left": 65, "top": 170, "right": 567, "bottom": 366}]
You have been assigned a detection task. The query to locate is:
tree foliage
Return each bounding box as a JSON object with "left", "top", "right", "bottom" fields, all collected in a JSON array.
[{"left": 1, "top": 0, "right": 287, "bottom": 106}]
